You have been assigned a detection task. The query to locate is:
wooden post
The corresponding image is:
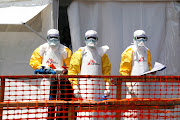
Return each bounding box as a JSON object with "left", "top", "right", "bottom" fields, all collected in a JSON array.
[
  {"left": 116, "top": 78, "right": 122, "bottom": 120},
  {"left": 0, "top": 78, "right": 5, "bottom": 120},
  {"left": 68, "top": 105, "right": 75, "bottom": 120}
]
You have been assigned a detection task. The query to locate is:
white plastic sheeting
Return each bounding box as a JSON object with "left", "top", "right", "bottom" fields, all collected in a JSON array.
[
  {"left": 0, "top": 0, "right": 52, "bottom": 75},
  {"left": 0, "top": 0, "right": 53, "bottom": 119},
  {"left": 68, "top": 1, "right": 180, "bottom": 119},
  {"left": 0, "top": 4, "right": 48, "bottom": 24},
  {"left": 68, "top": 1, "right": 180, "bottom": 76}
]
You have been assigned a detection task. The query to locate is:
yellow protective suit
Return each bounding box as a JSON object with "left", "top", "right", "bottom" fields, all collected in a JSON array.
[
  {"left": 119, "top": 47, "right": 152, "bottom": 76},
  {"left": 68, "top": 47, "right": 111, "bottom": 87},
  {"left": 68, "top": 46, "right": 111, "bottom": 120},
  {"left": 29, "top": 43, "right": 72, "bottom": 69},
  {"left": 119, "top": 46, "right": 152, "bottom": 120}
]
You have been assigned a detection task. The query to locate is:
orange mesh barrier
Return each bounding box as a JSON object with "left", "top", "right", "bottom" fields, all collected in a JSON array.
[{"left": 0, "top": 75, "right": 180, "bottom": 119}]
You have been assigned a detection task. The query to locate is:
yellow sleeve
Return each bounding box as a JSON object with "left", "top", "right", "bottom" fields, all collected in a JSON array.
[
  {"left": 147, "top": 49, "right": 152, "bottom": 70},
  {"left": 63, "top": 47, "right": 72, "bottom": 67},
  {"left": 119, "top": 48, "right": 133, "bottom": 76},
  {"left": 102, "top": 53, "right": 111, "bottom": 84},
  {"left": 29, "top": 47, "right": 42, "bottom": 70},
  {"left": 68, "top": 49, "right": 82, "bottom": 87}
]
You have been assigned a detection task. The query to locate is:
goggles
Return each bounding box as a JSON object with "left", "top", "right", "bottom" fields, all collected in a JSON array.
[
  {"left": 49, "top": 37, "right": 59, "bottom": 40},
  {"left": 85, "top": 37, "right": 97, "bottom": 48},
  {"left": 85, "top": 36, "right": 98, "bottom": 41},
  {"left": 134, "top": 37, "right": 148, "bottom": 42},
  {"left": 86, "top": 38, "right": 97, "bottom": 43},
  {"left": 48, "top": 37, "right": 59, "bottom": 41},
  {"left": 47, "top": 34, "right": 60, "bottom": 40}
]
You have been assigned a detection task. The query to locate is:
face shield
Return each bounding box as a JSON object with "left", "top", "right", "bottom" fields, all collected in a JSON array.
[
  {"left": 85, "top": 37, "right": 98, "bottom": 48},
  {"left": 134, "top": 36, "right": 148, "bottom": 47},
  {"left": 47, "top": 35, "right": 60, "bottom": 47}
]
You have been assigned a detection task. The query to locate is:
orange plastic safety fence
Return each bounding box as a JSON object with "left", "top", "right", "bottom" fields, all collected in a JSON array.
[{"left": 0, "top": 75, "right": 180, "bottom": 120}]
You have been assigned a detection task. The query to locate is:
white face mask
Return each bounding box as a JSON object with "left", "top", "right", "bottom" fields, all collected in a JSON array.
[
  {"left": 85, "top": 38, "right": 97, "bottom": 48},
  {"left": 48, "top": 38, "right": 60, "bottom": 47}
]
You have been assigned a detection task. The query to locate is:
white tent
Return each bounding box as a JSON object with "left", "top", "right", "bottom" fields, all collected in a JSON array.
[
  {"left": 0, "top": 0, "right": 180, "bottom": 119},
  {"left": 0, "top": 0, "right": 54, "bottom": 75},
  {"left": 0, "top": 0, "right": 57, "bottom": 119},
  {"left": 68, "top": 0, "right": 180, "bottom": 76},
  {"left": 68, "top": 1, "right": 180, "bottom": 119},
  {"left": 1, "top": 0, "right": 179, "bottom": 76}
]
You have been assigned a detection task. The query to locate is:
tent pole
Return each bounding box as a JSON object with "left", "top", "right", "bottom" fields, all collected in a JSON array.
[{"left": 22, "top": 22, "right": 47, "bottom": 42}]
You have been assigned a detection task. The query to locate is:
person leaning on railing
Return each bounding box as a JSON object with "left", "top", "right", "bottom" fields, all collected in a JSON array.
[{"left": 29, "top": 29, "right": 72, "bottom": 120}]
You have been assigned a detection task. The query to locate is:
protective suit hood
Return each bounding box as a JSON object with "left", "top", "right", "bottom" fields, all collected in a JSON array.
[
  {"left": 133, "top": 30, "right": 148, "bottom": 48},
  {"left": 85, "top": 30, "right": 98, "bottom": 49},
  {"left": 85, "top": 30, "right": 98, "bottom": 40},
  {"left": 47, "top": 29, "right": 60, "bottom": 47}
]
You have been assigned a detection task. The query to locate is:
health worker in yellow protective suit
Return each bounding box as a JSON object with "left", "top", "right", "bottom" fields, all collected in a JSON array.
[
  {"left": 29, "top": 29, "right": 72, "bottom": 120},
  {"left": 68, "top": 30, "right": 111, "bottom": 120},
  {"left": 119, "top": 30, "right": 153, "bottom": 120}
]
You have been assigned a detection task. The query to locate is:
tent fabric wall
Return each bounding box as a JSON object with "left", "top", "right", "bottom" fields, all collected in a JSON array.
[
  {"left": 0, "top": 4, "right": 48, "bottom": 32},
  {"left": 74, "top": 0, "right": 178, "bottom": 1},
  {"left": 68, "top": 1, "right": 180, "bottom": 76},
  {"left": 0, "top": 4, "right": 48, "bottom": 25},
  {"left": 0, "top": 0, "right": 54, "bottom": 119},
  {"left": 0, "top": 0, "right": 53, "bottom": 75},
  {"left": 68, "top": 1, "right": 180, "bottom": 119},
  {"left": 52, "top": 0, "right": 59, "bottom": 29}
]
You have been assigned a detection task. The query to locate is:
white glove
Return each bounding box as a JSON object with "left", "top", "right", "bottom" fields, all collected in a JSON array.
[
  {"left": 104, "top": 89, "right": 111, "bottom": 97},
  {"left": 126, "top": 82, "right": 136, "bottom": 95},
  {"left": 54, "top": 68, "right": 63, "bottom": 74},
  {"left": 126, "top": 82, "right": 132, "bottom": 88},
  {"left": 73, "top": 85, "right": 82, "bottom": 98},
  {"left": 74, "top": 89, "right": 82, "bottom": 98}
]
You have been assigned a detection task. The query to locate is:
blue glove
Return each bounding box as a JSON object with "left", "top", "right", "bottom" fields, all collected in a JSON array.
[
  {"left": 44, "top": 69, "right": 56, "bottom": 75},
  {"left": 101, "top": 95, "right": 107, "bottom": 101},
  {"left": 34, "top": 68, "right": 45, "bottom": 74},
  {"left": 34, "top": 66, "right": 56, "bottom": 75}
]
